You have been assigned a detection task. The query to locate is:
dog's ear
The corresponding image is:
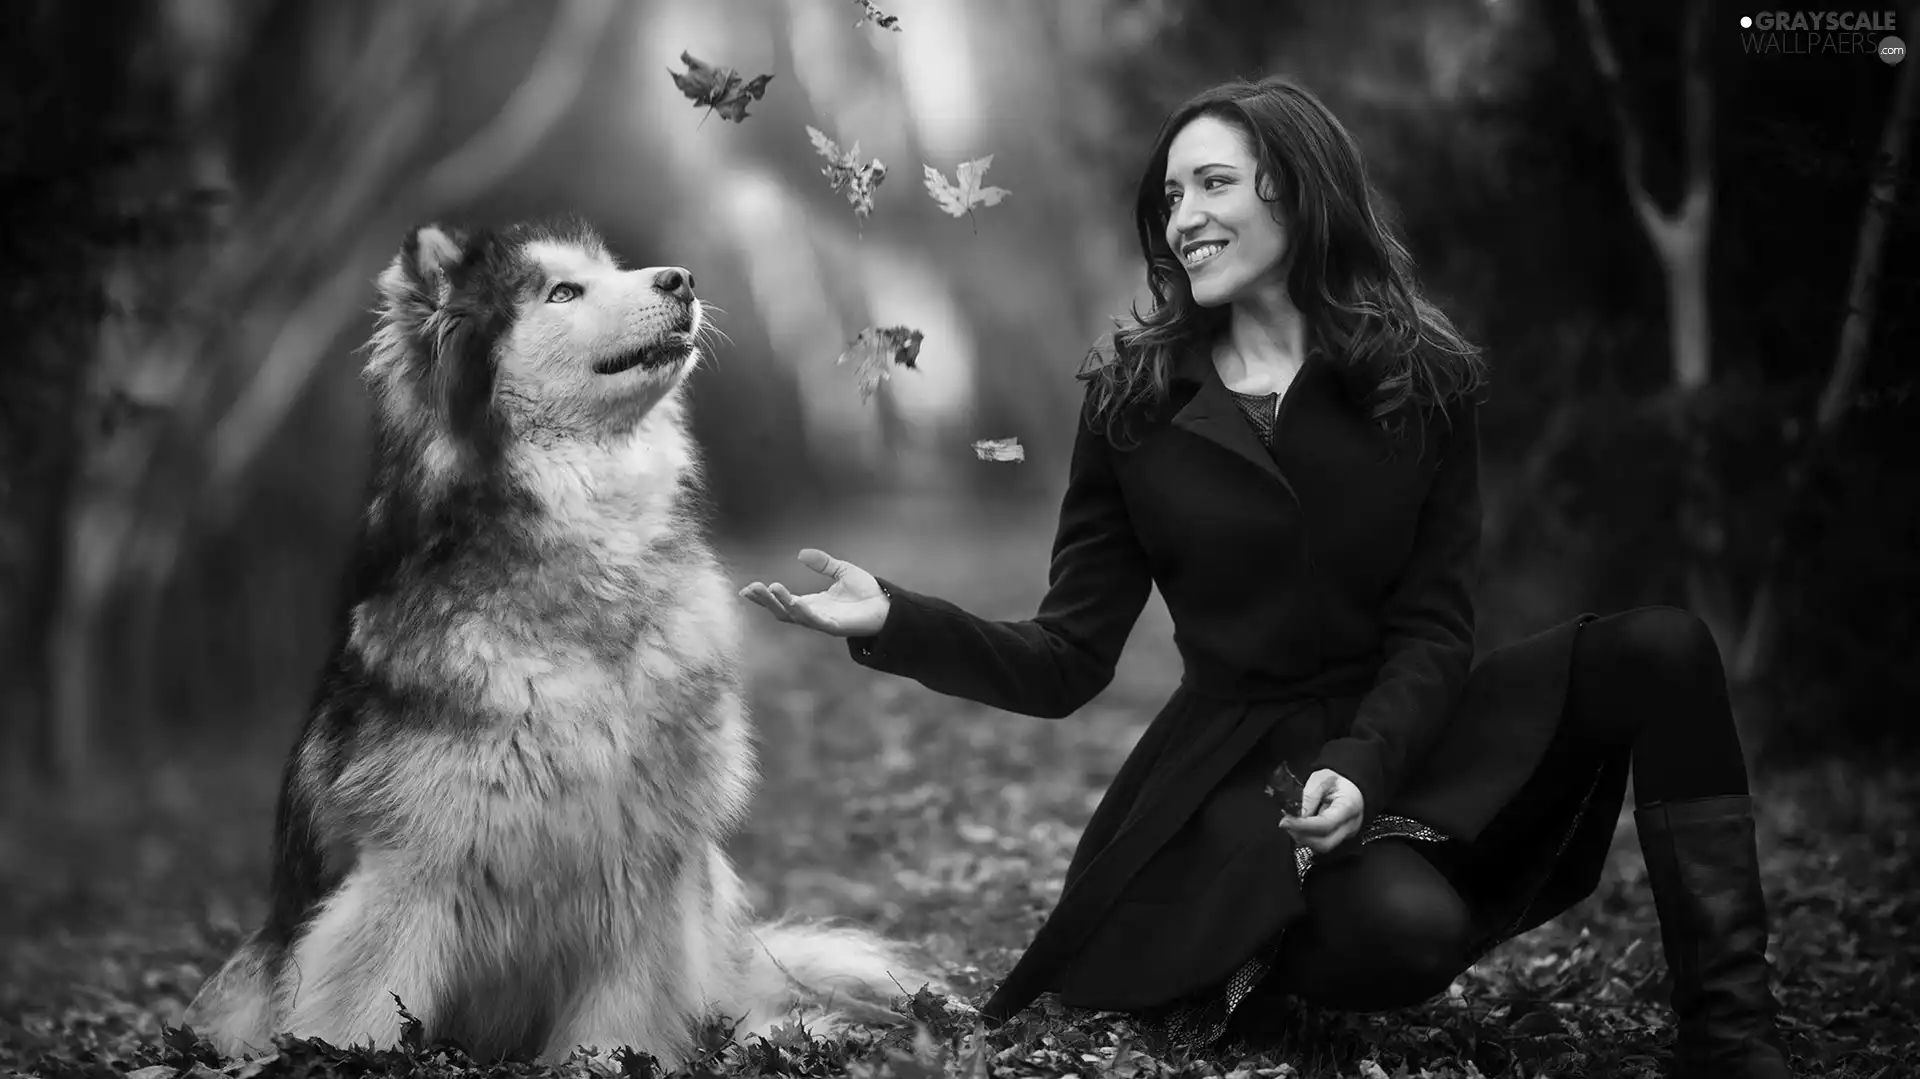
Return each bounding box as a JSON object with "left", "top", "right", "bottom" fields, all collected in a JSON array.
[{"left": 376, "top": 224, "right": 468, "bottom": 320}]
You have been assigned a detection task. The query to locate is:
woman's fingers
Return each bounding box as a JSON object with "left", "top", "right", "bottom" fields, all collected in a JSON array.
[{"left": 737, "top": 583, "right": 792, "bottom": 622}]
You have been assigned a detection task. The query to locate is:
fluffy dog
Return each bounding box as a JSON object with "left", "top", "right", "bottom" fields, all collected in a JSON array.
[{"left": 185, "top": 219, "right": 938, "bottom": 1065}]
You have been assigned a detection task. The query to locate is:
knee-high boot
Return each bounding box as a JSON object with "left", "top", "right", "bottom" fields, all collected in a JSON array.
[{"left": 1635, "top": 794, "right": 1792, "bottom": 1079}]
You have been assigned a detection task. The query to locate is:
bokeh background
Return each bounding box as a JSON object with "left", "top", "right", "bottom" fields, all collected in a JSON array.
[{"left": 2, "top": 0, "right": 1916, "bottom": 1075}]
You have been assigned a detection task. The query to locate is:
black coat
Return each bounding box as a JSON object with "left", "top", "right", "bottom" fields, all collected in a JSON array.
[{"left": 848, "top": 345, "right": 1590, "bottom": 1023}]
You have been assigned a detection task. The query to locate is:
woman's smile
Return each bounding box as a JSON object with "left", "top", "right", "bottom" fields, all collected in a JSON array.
[{"left": 1183, "top": 240, "right": 1229, "bottom": 268}]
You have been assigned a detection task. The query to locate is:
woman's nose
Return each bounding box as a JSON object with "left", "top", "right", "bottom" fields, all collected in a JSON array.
[
  {"left": 652, "top": 267, "right": 695, "bottom": 302},
  {"left": 1168, "top": 202, "right": 1205, "bottom": 242}
]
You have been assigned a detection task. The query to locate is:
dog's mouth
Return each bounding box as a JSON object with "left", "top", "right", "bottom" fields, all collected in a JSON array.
[{"left": 593, "top": 332, "right": 697, "bottom": 376}]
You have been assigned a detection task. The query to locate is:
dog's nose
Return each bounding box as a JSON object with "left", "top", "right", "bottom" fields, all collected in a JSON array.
[{"left": 652, "top": 267, "right": 695, "bottom": 302}]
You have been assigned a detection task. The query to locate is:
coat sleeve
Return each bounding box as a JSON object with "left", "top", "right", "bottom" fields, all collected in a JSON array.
[
  {"left": 1309, "top": 401, "right": 1481, "bottom": 820},
  {"left": 844, "top": 403, "right": 1154, "bottom": 719}
]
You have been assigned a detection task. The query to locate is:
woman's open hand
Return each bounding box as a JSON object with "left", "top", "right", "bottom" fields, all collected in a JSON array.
[
  {"left": 738, "top": 548, "right": 890, "bottom": 638},
  {"left": 1279, "top": 768, "right": 1365, "bottom": 855}
]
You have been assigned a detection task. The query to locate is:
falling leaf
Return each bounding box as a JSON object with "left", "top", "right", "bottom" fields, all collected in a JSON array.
[
  {"left": 837, "top": 325, "right": 923, "bottom": 402},
  {"left": 807, "top": 126, "right": 888, "bottom": 222},
  {"left": 852, "top": 0, "right": 902, "bottom": 31},
  {"left": 669, "top": 50, "right": 774, "bottom": 124},
  {"left": 923, "top": 155, "right": 1011, "bottom": 233},
  {"left": 972, "top": 438, "right": 1025, "bottom": 463}
]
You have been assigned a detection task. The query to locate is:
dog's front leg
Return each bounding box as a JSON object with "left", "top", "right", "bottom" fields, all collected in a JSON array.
[{"left": 278, "top": 858, "right": 457, "bottom": 1052}]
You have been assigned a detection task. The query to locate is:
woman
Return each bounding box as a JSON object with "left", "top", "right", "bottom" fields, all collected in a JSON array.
[{"left": 739, "top": 77, "right": 1791, "bottom": 1079}]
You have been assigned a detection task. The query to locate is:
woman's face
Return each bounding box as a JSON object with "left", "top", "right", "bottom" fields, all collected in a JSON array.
[{"left": 1162, "top": 114, "right": 1289, "bottom": 309}]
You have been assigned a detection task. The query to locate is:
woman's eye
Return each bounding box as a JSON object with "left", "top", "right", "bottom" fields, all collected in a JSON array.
[
  {"left": 1205, "top": 176, "right": 1229, "bottom": 190},
  {"left": 547, "top": 283, "right": 581, "bottom": 303}
]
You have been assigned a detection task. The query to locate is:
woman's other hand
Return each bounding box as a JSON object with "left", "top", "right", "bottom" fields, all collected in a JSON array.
[
  {"left": 738, "top": 548, "right": 890, "bottom": 638},
  {"left": 1279, "top": 768, "right": 1366, "bottom": 855}
]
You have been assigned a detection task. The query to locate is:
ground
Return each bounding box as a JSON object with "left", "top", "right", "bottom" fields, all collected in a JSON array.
[{"left": 2, "top": 496, "right": 1915, "bottom": 1078}]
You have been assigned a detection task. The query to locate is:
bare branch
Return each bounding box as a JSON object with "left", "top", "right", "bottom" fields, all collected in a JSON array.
[
  {"left": 1575, "top": 0, "right": 1664, "bottom": 235},
  {"left": 1680, "top": 0, "right": 1715, "bottom": 218},
  {"left": 1816, "top": 29, "right": 1917, "bottom": 434}
]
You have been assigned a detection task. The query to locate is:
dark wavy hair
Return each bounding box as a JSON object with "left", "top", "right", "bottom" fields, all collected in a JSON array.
[{"left": 1079, "top": 76, "right": 1488, "bottom": 447}]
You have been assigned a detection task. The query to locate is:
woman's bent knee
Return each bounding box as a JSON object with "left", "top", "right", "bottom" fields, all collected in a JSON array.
[{"left": 1589, "top": 605, "right": 1724, "bottom": 683}]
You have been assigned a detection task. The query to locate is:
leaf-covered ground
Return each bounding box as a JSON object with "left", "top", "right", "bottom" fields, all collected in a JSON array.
[{"left": 3, "top": 498, "right": 1914, "bottom": 1078}]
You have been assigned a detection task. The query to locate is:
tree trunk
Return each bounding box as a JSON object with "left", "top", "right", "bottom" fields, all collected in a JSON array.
[
  {"left": 1656, "top": 215, "right": 1712, "bottom": 393},
  {"left": 1729, "top": 15, "right": 1920, "bottom": 682},
  {"left": 0, "top": 0, "right": 154, "bottom": 789}
]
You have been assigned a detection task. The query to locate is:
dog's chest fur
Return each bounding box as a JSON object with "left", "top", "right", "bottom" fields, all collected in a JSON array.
[{"left": 336, "top": 408, "right": 753, "bottom": 887}]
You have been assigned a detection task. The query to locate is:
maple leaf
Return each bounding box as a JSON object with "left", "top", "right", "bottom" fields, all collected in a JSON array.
[
  {"left": 972, "top": 438, "right": 1025, "bottom": 463},
  {"left": 851, "top": 0, "right": 902, "bottom": 31},
  {"left": 836, "top": 325, "right": 923, "bottom": 403},
  {"left": 806, "top": 126, "right": 888, "bottom": 222},
  {"left": 923, "top": 155, "right": 1010, "bottom": 233},
  {"left": 669, "top": 50, "right": 774, "bottom": 124}
]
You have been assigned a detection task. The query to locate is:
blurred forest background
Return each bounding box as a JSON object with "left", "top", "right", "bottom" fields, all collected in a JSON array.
[
  {"left": 1, "top": 0, "right": 1915, "bottom": 787},
  {"left": 3, "top": 1, "right": 1918, "bottom": 1075}
]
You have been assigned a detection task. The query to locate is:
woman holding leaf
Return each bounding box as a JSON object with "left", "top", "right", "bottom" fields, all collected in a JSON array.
[{"left": 740, "top": 77, "right": 1791, "bottom": 1079}]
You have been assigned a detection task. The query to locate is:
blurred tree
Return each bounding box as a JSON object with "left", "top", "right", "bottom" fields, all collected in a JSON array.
[
  {"left": 5, "top": 0, "right": 621, "bottom": 787},
  {"left": 0, "top": 0, "right": 156, "bottom": 782}
]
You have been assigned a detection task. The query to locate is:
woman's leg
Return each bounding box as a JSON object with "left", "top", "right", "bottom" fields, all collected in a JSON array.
[
  {"left": 1568, "top": 606, "right": 1791, "bottom": 1079},
  {"left": 1568, "top": 605, "right": 1751, "bottom": 807},
  {"left": 1262, "top": 838, "right": 1475, "bottom": 1011}
]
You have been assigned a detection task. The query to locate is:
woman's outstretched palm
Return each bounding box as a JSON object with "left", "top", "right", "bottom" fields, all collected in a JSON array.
[{"left": 738, "top": 548, "right": 890, "bottom": 638}]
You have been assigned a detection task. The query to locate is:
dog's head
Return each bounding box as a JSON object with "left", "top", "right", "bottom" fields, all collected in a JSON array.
[
  {"left": 366, "top": 218, "right": 704, "bottom": 464},
  {"left": 348, "top": 219, "right": 707, "bottom": 598}
]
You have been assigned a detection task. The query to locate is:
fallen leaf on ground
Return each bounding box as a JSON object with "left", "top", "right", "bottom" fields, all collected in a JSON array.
[
  {"left": 669, "top": 50, "right": 773, "bottom": 124},
  {"left": 972, "top": 438, "right": 1025, "bottom": 463},
  {"left": 807, "top": 126, "right": 889, "bottom": 221},
  {"left": 837, "top": 325, "right": 924, "bottom": 402},
  {"left": 852, "top": 0, "right": 902, "bottom": 31},
  {"left": 924, "top": 156, "right": 1011, "bottom": 232}
]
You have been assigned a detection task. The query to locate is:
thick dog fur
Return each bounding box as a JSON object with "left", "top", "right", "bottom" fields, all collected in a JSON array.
[{"left": 185, "top": 219, "right": 940, "bottom": 1065}]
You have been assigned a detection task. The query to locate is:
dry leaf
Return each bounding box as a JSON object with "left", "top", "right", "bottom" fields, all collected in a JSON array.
[
  {"left": 1265, "top": 761, "right": 1306, "bottom": 817},
  {"left": 806, "top": 126, "right": 888, "bottom": 221},
  {"left": 972, "top": 438, "right": 1025, "bottom": 463},
  {"left": 923, "top": 155, "right": 1010, "bottom": 232},
  {"left": 224, "top": 1054, "right": 281, "bottom": 1079},
  {"left": 837, "top": 325, "right": 923, "bottom": 402},
  {"left": 852, "top": 0, "right": 902, "bottom": 31},
  {"left": 669, "top": 50, "right": 773, "bottom": 124}
]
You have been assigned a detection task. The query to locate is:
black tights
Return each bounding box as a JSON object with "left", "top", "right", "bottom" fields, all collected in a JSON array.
[{"left": 1265, "top": 605, "right": 1752, "bottom": 1011}]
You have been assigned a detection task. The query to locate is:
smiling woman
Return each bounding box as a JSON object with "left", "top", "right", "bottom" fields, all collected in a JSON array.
[
  {"left": 1162, "top": 117, "right": 1291, "bottom": 313},
  {"left": 741, "top": 75, "right": 1794, "bottom": 1079}
]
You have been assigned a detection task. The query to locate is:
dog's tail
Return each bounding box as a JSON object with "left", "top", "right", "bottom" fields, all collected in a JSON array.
[
  {"left": 184, "top": 931, "right": 281, "bottom": 1058},
  {"left": 724, "top": 917, "right": 944, "bottom": 1040}
]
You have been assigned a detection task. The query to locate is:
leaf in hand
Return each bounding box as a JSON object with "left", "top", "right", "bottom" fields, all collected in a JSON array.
[
  {"left": 923, "top": 155, "right": 1011, "bottom": 232},
  {"left": 669, "top": 50, "right": 774, "bottom": 124},
  {"left": 837, "top": 325, "right": 924, "bottom": 402},
  {"left": 806, "top": 126, "right": 888, "bottom": 222},
  {"left": 852, "top": 0, "right": 902, "bottom": 31},
  {"left": 1265, "top": 762, "right": 1307, "bottom": 817},
  {"left": 972, "top": 438, "right": 1025, "bottom": 463}
]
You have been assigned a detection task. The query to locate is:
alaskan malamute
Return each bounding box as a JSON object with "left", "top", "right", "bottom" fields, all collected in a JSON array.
[{"left": 186, "top": 219, "right": 937, "bottom": 1065}]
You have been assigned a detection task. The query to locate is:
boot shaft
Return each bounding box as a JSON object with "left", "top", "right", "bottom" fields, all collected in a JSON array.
[{"left": 1634, "top": 794, "right": 1792, "bottom": 1079}]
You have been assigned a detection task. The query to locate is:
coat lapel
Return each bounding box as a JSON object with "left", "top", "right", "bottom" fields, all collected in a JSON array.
[{"left": 1168, "top": 345, "right": 1301, "bottom": 502}]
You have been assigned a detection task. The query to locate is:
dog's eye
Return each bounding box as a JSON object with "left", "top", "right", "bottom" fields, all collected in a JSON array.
[{"left": 547, "top": 283, "right": 582, "bottom": 304}]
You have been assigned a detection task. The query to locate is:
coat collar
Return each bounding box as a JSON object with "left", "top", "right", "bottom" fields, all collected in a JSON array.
[{"left": 1167, "top": 342, "right": 1326, "bottom": 501}]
